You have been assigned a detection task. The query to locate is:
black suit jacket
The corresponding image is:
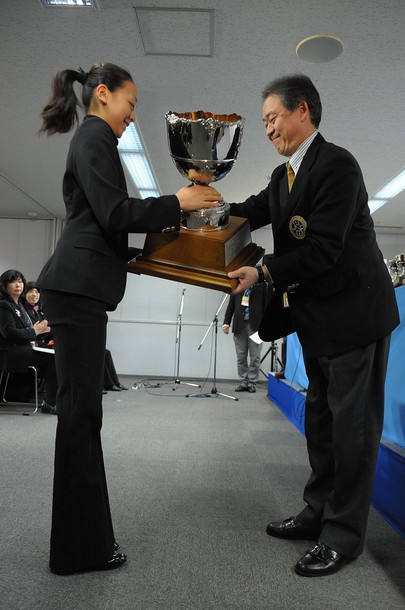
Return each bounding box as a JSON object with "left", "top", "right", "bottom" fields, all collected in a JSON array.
[
  {"left": 0, "top": 298, "right": 37, "bottom": 372},
  {"left": 37, "top": 116, "right": 181, "bottom": 310},
  {"left": 223, "top": 283, "right": 268, "bottom": 334},
  {"left": 230, "top": 133, "right": 399, "bottom": 356}
]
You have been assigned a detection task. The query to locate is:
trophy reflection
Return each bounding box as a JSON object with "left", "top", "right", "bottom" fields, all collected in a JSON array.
[
  {"left": 165, "top": 110, "right": 244, "bottom": 231},
  {"left": 127, "top": 110, "right": 264, "bottom": 293}
]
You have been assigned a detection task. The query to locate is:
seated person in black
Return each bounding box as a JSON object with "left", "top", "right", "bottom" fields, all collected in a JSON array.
[
  {"left": 23, "top": 281, "right": 53, "bottom": 347},
  {"left": 0, "top": 270, "right": 57, "bottom": 413},
  {"left": 104, "top": 349, "right": 128, "bottom": 392}
]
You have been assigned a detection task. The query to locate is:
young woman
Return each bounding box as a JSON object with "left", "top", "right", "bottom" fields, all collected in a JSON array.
[
  {"left": 0, "top": 270, "right": 57, "bottom": 413},
  {"left": 37, "top": 62, "right": 221, "bottom": 575}
]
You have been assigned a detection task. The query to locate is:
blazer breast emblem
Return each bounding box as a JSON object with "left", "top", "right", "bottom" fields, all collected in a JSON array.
[{"left": 289, "top": 215, "right": 307, "bottom": 239}]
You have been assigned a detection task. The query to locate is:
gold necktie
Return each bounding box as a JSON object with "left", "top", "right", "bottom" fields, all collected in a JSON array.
[{"left": 287, "top": 162, "right": 295, "bottom": 192}]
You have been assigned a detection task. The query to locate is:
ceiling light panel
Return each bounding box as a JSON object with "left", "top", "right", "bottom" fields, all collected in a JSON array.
[
  {"left": 374, "top": 168, "right": 405, "bottom": 200},
  {"left": 134, "top": 7, "right": 214, "bottom": 56},
  {"left": 40, "top": 0, "right": 98, "bottom": 7}
]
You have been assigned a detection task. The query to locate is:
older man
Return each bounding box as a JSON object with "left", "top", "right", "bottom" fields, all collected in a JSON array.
[{"left": 228, "top": 74, "right": 399, "bottom": 576}]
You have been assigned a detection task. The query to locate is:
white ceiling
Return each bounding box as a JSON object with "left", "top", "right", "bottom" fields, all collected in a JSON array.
[{"left": 1, "top": 0, "right": 404, "bottom": 235}]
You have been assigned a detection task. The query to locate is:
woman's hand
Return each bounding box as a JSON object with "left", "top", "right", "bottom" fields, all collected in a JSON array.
[
  {"left": 176, "top": 184, "right": 222, "bottom": 211},
  {"left": 33, "top": 319, "right": 51, "bottom": 335}
]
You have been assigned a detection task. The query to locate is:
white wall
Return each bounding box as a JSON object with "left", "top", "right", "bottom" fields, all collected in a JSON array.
[
  {"left": 0, "top": 218, "right": 55, "bottom": 281},
  {"left": 1, "top": 219, "right": 402, "bottom": 381}
]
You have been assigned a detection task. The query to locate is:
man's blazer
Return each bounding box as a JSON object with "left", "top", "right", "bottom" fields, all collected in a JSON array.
[
  {"left": 230, "top": 133, "right": 399, "bottom": 356},
  {"left": 223, "top": 283, "right": 268, "bottom": 334}
]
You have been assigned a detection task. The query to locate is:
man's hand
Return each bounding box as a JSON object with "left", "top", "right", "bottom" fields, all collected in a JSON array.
[
  {"left": 176, "top": 185, "right": 222, "bottom": 212},
  {"left": 222, "top": 324, "right": 230, "bottom": 335},
  {"left": 228, "top": 266, "right": 259, "bottom": 294}
]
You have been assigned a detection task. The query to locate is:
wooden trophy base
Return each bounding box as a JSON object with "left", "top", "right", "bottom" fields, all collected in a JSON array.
[{"left": 128, "top": 216, "right": 264, "bottom": 293}]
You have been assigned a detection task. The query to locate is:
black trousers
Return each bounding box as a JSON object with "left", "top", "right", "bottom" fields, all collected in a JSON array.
[
  {"left": 41, "top": 290, "right": 115, "bottom": 574},
  {"left": 297, "top": 335, "right": 391, "bottom": 558}
]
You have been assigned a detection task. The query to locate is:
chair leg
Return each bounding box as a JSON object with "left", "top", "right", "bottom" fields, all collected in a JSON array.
[
  {"left": 28, "top": 366, "right": 39, "bottom": 414},
  {"left": 1, "top": 371, "right": 11, "bottom": 404}
]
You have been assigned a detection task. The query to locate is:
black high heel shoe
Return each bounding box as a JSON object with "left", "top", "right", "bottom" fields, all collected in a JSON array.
[
  {"left": 103, "top": 551, "right": 127, "bottom": 570},
  {"left": 50, "top": 551, "right": 127, "bottom": 575}
]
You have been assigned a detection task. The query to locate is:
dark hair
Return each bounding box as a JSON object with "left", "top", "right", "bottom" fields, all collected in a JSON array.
[
  {"left": 39, "top": 62, "right": 134, "bottom": 135},
  {"left": 0, "top": 269, "right": 26, "bottom": 298},
  {"left": 262, "top": 74, "right": 322, "bottom": 128},
  {"left": 25, "top": 281, "right": 40, "bottom": 293}
]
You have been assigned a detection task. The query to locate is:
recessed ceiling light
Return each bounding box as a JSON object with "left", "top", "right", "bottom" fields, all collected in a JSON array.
[
  {"left": 40, "top": 0, "right": 98, "bottom": 8},
  {"left": 296, "top": 34, "right": 343, "bottom": 63}
]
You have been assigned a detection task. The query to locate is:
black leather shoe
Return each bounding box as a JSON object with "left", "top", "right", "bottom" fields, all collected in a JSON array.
[
  {"left": 40, "top": 401, "right": 57, "bottom": 415},
  {"left": 295, "top": 543, "right": 348, "bottom": 577},
  {"left": 107, "top": 385, "right": 122, "bottom": 392},
  {"left": 118, "top": 384, "right": 128, "bottom": 390},
  {"left": 266, "top": 516, "right": 321, "bottom": 540},
  {"left": 235, "top": 383, "right": 248, "bottom": 392}
]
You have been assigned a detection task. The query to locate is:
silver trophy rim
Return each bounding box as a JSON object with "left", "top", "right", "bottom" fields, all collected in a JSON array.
[{"left": 170, "top": 154, "right": 238, "bottom": 164}]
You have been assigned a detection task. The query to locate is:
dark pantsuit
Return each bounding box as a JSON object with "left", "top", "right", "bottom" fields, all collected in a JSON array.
[
  {"left": 297, "top": 335, "right": 391, "bottom": 558},
  {"left": 42, "top": 289, "right": 114, "bottom": 574}
]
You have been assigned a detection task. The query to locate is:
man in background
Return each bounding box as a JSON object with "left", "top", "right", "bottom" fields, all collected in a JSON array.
[{"left": 222, "top": 282, "right": 267, "bottom": 393}]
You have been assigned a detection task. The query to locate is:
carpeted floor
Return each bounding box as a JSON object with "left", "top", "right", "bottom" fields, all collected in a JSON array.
[{"left": 0, "top": 376, "right": 404, "bottom": 610}]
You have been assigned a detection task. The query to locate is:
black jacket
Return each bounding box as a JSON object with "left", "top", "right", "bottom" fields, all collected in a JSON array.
[
  {"left": 223, "top": 283, "right": 268, "bottom": 334},
  {"left": 37, "top": 116, "right": 181, "bottom": 310},
  {"left": 0, "top": 298, "right": 37, "bottom": 372},
  {"left": 230, "top": 133, "right": 399, "bottom": 356}
]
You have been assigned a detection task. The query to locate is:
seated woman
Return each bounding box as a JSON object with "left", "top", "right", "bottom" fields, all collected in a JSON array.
[
  {"left": 0, "top": 269, "right": 57, "bottom": 413},
  {"left": 23, "top": 281, "right": 53, "bottom": 347}
]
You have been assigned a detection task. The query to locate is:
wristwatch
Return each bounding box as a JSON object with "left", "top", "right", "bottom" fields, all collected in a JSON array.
[{"left": 255, "top": 264, "right": 266, "bottom": 284}]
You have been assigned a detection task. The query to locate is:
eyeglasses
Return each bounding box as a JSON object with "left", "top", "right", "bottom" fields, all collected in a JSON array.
[{"left": 263, "top": 113, "right": 279, "bottom": 130}]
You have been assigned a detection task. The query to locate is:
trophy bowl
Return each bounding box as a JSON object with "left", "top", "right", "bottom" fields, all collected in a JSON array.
[{"left": 165, "top": 110, "right": 245, "bottom": 231}]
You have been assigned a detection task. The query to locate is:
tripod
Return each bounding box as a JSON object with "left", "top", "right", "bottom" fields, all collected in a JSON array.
[
  {"left": 186, "top": 294, "right": 238, "bottom": 401},
  {"left": 260, "top": 340, "right": 284, "bottom": 377},
  {"left": 163, "top": 288, "right": 200, "bottom": 391}
]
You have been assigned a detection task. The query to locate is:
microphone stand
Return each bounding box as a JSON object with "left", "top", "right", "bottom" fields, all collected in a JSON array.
[
  {"left": 186, "top": 294, "right": 238, "bottom": 401},
  {"left": 164, "top": 288, "right": 200, "bottom": 391}
]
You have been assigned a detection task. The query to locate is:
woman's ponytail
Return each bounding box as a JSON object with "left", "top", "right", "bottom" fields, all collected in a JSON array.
[
  {"left": 39, "top": 63, "right": 133, "bottom": 136},
  {"left": 39, "top": 68, "right": 84, "bottom": 135}
]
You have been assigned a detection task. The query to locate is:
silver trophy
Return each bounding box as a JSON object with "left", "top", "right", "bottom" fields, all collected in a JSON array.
[{"left": 165, "top": 110, "right": 245, "bottom": 231}]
